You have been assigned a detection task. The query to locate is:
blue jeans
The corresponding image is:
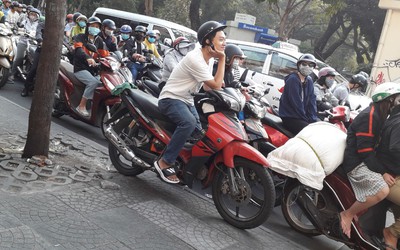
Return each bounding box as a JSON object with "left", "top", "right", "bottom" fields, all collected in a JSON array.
[
  {"left": 128, "top": 62, "right": 144, "bottom": 81},
  {"left": 74, "top": 70, "right": 101, "bottom": 99},
  {"left": 158, "top": 98, "right": 201, "bottom": 165}
]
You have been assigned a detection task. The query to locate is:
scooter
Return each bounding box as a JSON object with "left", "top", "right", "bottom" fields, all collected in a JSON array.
[
  {"left": 134, "top": 49, "right": 163, "bottom": 96},
  {"left": 53, "top": 48, "right": 127, "bottom": 133},
  {"left": 103, "top": 85, "right": 276, "bottom": 229},
  {"left": 0, "top": 23, "right": 14, "bottom": 89}
]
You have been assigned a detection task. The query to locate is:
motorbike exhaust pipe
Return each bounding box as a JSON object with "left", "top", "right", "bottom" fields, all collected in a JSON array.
[{"left": 104, "top": 125, "right": 151, "bottom": 169}]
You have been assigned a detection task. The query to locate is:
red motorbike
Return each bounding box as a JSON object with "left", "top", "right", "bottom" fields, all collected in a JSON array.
[
  {"left": 103, "top": 86, "right": 276, "bottom": 229},
  {"left": 52, "top": 51, "right": 128, "bottom": 133}
]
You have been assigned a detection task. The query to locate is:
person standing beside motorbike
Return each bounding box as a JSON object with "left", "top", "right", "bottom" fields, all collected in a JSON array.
[
  {"left": 8, "top": 7, "right": 39, "bottom": 83},
  {"left": 20, "top": 15, "right": 44, "bottom": 97},
  {"left": 117, "top": 24, "right": 147, "bottom": 82},
  {"left": 143, "top": 30, "right": 161, "bottom": 59},
  {"left": 339, "top": 82, "right": 400, "bottom": 239},
  {"left": 69, "top": 14, "right": 87, "bottom": 44},
  {"left": 98, "top": 19, "right": 117, "bottom": 52},
  {"left": 156, "top": 20, "right": 226, "bottom": 184},
  {"left": 5, "top": 1, "right": 19, "bottom": 28},
  {"left": 332, "top": 74, "right": 368, "bottom": 107},
  {"left": 73, "top": 16, "right": 109, "bottom": 117},
  {"left": 314, "top": 67, "right": 339, "bottom": 112},
  {"left": 278, "top": 54, "right": 318, "bottom": 134}
]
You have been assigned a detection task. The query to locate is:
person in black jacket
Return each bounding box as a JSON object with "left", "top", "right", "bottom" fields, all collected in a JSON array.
[
  {"left": 73, "top": 16, "right": 109, "bottom": 117},
  {"left": 98, "top": 19, "right": 117, "bottom": 52},
  {"left": 339, "top": 82, "right": 400, "bottom": 239}
]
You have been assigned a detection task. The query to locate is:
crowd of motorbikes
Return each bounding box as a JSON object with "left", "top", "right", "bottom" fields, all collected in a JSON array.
[{"left": 0, "top": 20, "right": 392, "bottom": 248}]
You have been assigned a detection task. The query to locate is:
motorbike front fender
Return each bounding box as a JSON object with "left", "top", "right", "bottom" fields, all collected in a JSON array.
[
  {"left": 0, "top": 57, "right": 11, "bottom": 69},
  {"left": 220, "top": 141, "right": 270, "bottom": 168}
]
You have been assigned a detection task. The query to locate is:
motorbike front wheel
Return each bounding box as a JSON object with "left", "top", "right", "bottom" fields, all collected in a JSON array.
[
  {"left": 0, "top": 67, "right": 10, "bottom": 89},
  {"left": 212, "top": 158, "right": 275, "bottom": 229}
]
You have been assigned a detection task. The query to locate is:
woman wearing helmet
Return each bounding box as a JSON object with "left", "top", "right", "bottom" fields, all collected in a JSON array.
[
  {"left": 73, "top": 16, "right": 110, "bottom": 117},
  {"left": 278, "top": 53, "right": 318, "bottom": 134},
  {"left": 314, "top": 66, "right": 339, "bottom": 111},
  {"left": 161, "top": 36, "right": 195, "bottom": 83},
  {"left": 222, "top": 44, "right": 247, "bottom": 88},
  {"left": 117, "top": 24, "right": 148, "bottom": 82},
  {"left": 99, "top": 19, "right": 117, "bottom": 52},
  {"left": 156, "top": 20, "right": 226, "bottom": 184},
  {"left": 8, "top": 7, "right": 40, "bottom": 83},
  {"left": 143, "top": 30, "right": 161, "bottom": 59},
  {"left": 333, "top": 73, "right": 368, "bottom": 106},
  {"left": 339, "top": 82, "right": 400, "bottom": 239},
  {"left": 69, "top": 14, "right": 87, "bottom": 44}
]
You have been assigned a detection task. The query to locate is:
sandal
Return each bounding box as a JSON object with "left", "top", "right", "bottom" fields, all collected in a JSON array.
[
  {"left": 372, "top": 235, "right": 398, "bottom": 250},
  {"left": 153, "top": 161, "right": 180, "bottom": 184}
]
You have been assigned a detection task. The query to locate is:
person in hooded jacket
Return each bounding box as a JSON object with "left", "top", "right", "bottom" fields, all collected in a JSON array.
[
  {"left": 314, "top": 66, "right": 339, "bottom": 112},
  {"left": 278, "top": 53, "right": 318, "bottom": 134},
  {"left": 73, "top": 16, "right": 109, "bottom": 117}
]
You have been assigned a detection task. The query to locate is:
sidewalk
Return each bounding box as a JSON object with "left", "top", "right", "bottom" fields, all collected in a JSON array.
[{"left": 0, "top": 96, "right": 305, "bottom": 250}]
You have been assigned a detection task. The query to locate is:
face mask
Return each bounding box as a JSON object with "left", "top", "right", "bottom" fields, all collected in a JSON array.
[
  {"left": 105, "top": 29, "right": 113, "bottom": 37},
  {"left": 232, "top": 58, "right": 240, "bottom": 69},
  {"left": 29, "top": 15, "right": 37, "bottom": 22},
  {"left": 299, "top": 64, "right": 313, "bottom": 76},
  {"left": 88, "top": 27, "right": 100, "bottom": 36},
  {"left": 135, "top": 33, "right": 144, "bottom": 41},
  {"left": 148, "top": 37, "right": 156, "bottom": 43},
  {"left": 78, "top": 21, "right": 86, "bottom": 28},
  {"left": 325, "top": 78, "right": 335, "bottom": 88},
  {"left": 121, "top": 34, "right": 130, "bottom": 40},
  {"left": 178, "top": 47, "right": 190, "bottom": 56}
]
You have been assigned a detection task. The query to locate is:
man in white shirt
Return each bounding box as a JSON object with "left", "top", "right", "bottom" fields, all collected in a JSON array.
[
  {"left": 5, "top": 1, "right": 19, "bottom": 27},
  {"left": 156, "top": 21, "right": 226, "bottom": 184}
]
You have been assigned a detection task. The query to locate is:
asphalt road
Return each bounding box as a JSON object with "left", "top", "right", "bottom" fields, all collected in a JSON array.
[{"left": 0, "top": 79, "right": 349, "bottom": 250}]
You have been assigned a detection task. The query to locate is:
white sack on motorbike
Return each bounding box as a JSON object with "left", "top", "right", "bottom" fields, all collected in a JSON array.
[{"left": 267, "top": 122, "right": 347, "bottom": 190}]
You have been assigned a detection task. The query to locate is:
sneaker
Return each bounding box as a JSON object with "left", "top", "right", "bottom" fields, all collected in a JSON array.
[{"left": 75, "top": 107, "right": 90, "bottom": 117}]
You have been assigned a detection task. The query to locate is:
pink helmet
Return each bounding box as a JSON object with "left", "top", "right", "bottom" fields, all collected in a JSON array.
[{"left": 318, "top": 67, "right": 338, "bottom": 79}]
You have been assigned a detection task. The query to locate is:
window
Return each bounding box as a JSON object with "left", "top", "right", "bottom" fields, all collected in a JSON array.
[
  {"left": 171, "top": 28, "right": 197, "bottom": 43},
  {"left": 94, "top": 13, "right": 149, "bottom": 34},
  {"left": 269, "top": 53, "right": 297, "bottom": 80},
  {"left": 153, "top": 25, "right": 171, "bottom": 45},
  {"left": 235, "top": 45, "right": 268, "bottom": 73}
]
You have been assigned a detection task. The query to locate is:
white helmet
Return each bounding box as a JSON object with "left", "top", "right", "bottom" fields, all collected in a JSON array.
[{"left": 372, "top": 82, "right": 400, "bottom": 103}]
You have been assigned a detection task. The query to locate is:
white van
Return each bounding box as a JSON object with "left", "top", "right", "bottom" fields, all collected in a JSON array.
[
  {"left": 227, "top": 39, "right": 370, "bottom": 110},
  {"left": 92, "top": 8, "right": 197, "bottom": 45}
]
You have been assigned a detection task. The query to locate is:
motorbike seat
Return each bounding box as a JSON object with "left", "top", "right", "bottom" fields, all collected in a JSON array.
[
  {"left": 126, "top": 89, "right": 174, "bottom": 125},
  {"left": 261, "top": 113, "right": 294, "bottom": 138},
  {"left": 143, "top": 79, "right": 161, "bottom": 97},
  {"left": 59, "top": 60, "right": 85, "bottom": 88}
]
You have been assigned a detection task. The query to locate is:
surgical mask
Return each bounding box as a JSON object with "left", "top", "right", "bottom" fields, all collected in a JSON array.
[
  {"left": 121, "top": 34, "right": 130, "bottom": 40},
  {"left": 78, "top": 21, "right": 86, "bottom": 28},
  {"left": 29, "top": 15, "right": 38, "bottom": 22},
  {"left": 104, "top": 29, "right": 113, "bottom": 37},
  {"left": 299, "top": 64, "right": 313, "bottom": 76},
  {"left": 88, "top": 27, "right": 100, "bottom": 36},
  {"left": 325, "top": 78, "right": 335, "bottom": 88},
  {"left": 135, "top": 33, "right": 144, "bottom": 41},
  {"left": 148, "top": 37, "right": 156, "bottom": 43},
  {"left": 179, "top": 47, "right": 190, "bottom": 56},
  {"left": 232, "top": 58, "right": 240, "bottom": 69}
]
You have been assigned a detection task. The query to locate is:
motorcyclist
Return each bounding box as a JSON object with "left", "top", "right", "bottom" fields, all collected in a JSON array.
[
  {"left": 143, "top": 30, "right": 161, "bottom": 59},
  {"left": 332, "top": 74, "right": 368, "bottom": 106},
  {"left": 8, "top": 7, "right": 40, "bottom": 83},
  {"left": 161, "top": 36, "right": 194, "bottom": 85},
  {"left": 1, "top": 0, "right": 10, "bottom": 19},
  {"left": 0, "top": 6, "right": 4, "bottom": 23},
  {"left": 69, "top": 14, "right": 87, "bottom": 44},
  {"left": 314, "top": 67, "right": 339, "bottom": 112},
  {"left": 117, "top": 24, "right": 147, "bottom": 82},
  {"left": 73, "top": 16, "right": 109, "bottom": 117},
  {"left": 64, "top": 13, "right": 74, "bottom": 36},
  {"left": 339, "top": 82, "right": 400, "bottom": 239},
  {"left": 21, "top": 15, "right": 44, "bottom": 97},
  {"left": 278, "top": 54, "right": 318, "bottom": 134},
  {"left": 153, "top": 29, "right": 167, "bottom": 57},
  {"left": 156, "top": 20, "right": 226, "bottom": 184},
  {"left": 5, "top": 1, "right": 19, "bottom": 27},
  {"left": 98, "top": 18, "right": 117, "bottom": 52}
]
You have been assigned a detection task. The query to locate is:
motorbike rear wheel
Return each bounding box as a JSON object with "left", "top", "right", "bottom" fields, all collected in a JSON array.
[
  {"left": 108, "top": 116, "right": 145, "bottom": 176},
  {"left": 0, "top": 67, "right": 10, "bottom": 89},
  {"left": 281, "top": 179, "right": 329, "bottom": 236},
  {"left": 212, "top": 158, "right": 275, "bottom": 229}
]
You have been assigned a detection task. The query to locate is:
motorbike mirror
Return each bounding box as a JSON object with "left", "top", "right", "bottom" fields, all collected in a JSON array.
[{"left": 86, "top": 43, "right": 97, "bottom": 53}]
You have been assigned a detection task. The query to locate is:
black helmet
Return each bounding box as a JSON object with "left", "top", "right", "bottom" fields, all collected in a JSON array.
[
  {"left": 72, "top": 12, "right": 81, "bottom": 23},
  {"left": 87, "top": 16, "right": 101, "bottom": 26},
  {"left": 135, "top": 25, "right": 147, "bottom": 33},
  {"left": 225, "top": 44, "right": 246, "bottom": 66},
  {"left": 197, "top": 21, "right": 226, "bottom": 46},
  {"left": 297, "top": 53, "right": 316, "bottom": 68},
  {"left": 102, "top": 19, "right": 116, "bottom": 30},
  {"left": 350, "top": 74, "right": 367, "bottom": 87}
]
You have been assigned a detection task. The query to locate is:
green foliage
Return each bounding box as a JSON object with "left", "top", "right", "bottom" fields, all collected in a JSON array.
[{"left": 69, "top": 0, "right": 138, "bottom": 17}]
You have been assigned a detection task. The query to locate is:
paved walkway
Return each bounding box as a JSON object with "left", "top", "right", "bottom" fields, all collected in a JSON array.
[{"left": 0, "top": 96, "right": 306, "bottom": 249}]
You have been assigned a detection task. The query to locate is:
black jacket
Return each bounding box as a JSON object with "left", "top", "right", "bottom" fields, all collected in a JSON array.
[
  {"left": 342, "top": 103, "right": 386, "bottom": 174},
  {"left": 376, "top": 105, "right": 400, "bottom": 175},
  {"left": 118, "top": 37, "right": 146, "bottom": 63}
]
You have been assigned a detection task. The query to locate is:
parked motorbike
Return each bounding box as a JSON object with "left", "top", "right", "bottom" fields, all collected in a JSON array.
[
  {"left": 53, "top": 48, "right": 127, "bottom": 133},
  {"left": 12, "top": 29, "right": 37, "bottom": 81},
  {"left": 0, "top": 23, "right": 14, "bottom": 89},
  {"left": 103, "top": 85, "right": 276, "bottom": 229},
  {"left": 134, "top": 49, "right": 163, "bottom": 96}
]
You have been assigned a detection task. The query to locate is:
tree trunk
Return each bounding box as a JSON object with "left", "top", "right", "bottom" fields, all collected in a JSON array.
[
  {"left": 22, "top": 0, "right": 66, "bottom": 158},
  {"left": 145, "top": 0, "right": 154, "bottom": 16},
  {"left": 189, "top": 0, "right": 201, "bottom": 31},
  {"left": 313, "top": 12, "right": 343, "bottom": 60}
]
